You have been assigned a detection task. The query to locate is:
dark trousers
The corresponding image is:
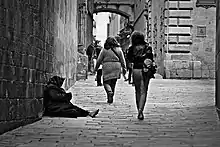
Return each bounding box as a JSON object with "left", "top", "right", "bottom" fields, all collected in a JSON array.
[
  {"left": 103, "top": 79, "right": 117, "bottom": 96},
  {"left": 88, "top": 56, "right": 92, "bottom": 72},
  {"left": 97, "top": 69, "right": 102, "bottom": 85},
  {"left": 128, "top": 67, "right": 133, "bottom": 84}
]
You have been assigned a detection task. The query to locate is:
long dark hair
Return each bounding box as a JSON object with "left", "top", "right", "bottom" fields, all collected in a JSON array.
[
  {"left": 104, "top": 36, "right": 120, "bottom": 50},
  {"left": 130, "top": 31, "right": 146, "bottom": 46}
]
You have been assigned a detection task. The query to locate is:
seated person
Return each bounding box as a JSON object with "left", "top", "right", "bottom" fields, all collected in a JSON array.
[{"left": 43, "top": 76, "right": 99, "bottom": 118}]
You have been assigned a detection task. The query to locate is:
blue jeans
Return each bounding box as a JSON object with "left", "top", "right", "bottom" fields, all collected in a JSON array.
[{"left": 133, "top": 69, "right": 151, "bottom": 112}]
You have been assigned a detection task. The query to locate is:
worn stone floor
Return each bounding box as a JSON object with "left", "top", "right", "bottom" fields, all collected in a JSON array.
[{"left": 0, "top": 75, "right": 219, "bottom": 147}]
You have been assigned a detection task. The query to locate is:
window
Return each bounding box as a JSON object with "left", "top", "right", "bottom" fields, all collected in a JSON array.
[{"left": 197, "top": 26, "right": 206, "bottom": 37}]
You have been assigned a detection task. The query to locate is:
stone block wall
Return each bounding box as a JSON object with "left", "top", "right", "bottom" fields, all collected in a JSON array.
[
  {"left": 0, "top": 0, "right": 78, "bottom": 134},
  {"left": 216, "top": 0, "right": 220, "bottom": 118},
  {"left": 150, "top": 0, "right": 166, "bottom": 76},
  {"left": 133, "top": 0, "right": 147, "bottom": 33},
  {"left": 163, "top": 0, "right": 215, "bottom": 79},
  {"left": 191, "top": 0, "right": 216, "bottom": 79}
]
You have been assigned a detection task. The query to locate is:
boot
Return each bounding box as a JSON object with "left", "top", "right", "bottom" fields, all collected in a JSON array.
[
  {"left": 137, "top": 110, "right": 144, "bottom": 120},
  {"left": 107, "top": 92, "right": 114, "bottom": 104}
]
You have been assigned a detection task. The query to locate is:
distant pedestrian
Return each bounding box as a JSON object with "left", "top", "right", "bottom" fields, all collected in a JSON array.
[
  {"left": 93, "top": 40, "right": 103, "bottom": 86},
  {"left": 86, "top": 43, "right": 95, "bottom": 73},
  {"left": 94, "top": 36, "right": 127, "bottom": 104},
  {"left": 43, "top": 76, "right": 99, "bottom": 118},
  {"left": 127, "top": 31, "right": 155, "bottom": 120}
]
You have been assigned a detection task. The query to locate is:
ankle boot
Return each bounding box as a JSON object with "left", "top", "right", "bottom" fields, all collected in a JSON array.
[
  {"left": 107, "top": 92, "right": 113, "bottom": 104},
  {"left": 137, "top": 110, "right": 144, "bottom": 120}
]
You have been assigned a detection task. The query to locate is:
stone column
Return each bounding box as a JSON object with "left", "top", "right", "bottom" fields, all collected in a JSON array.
[{"left": 216, "top": 0, "right": 220, "bottom": 119}]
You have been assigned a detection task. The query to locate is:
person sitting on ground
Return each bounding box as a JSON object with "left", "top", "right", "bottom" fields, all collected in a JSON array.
[{"left": 43, "top": 76, "right": 99, "bottom": 118}]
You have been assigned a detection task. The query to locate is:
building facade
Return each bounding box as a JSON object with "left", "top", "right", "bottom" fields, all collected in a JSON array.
[{"left": 117, "top": 0, "right": 216, "bottom": 79}]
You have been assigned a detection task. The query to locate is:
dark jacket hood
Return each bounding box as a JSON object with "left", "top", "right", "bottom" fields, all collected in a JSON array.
[{"left": 47, "top": 76, "right": 65, "bottom": 88}]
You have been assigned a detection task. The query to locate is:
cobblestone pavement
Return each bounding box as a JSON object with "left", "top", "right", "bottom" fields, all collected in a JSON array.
[{"left": 0, "top": 76, "right": 220, "bottom": 147}]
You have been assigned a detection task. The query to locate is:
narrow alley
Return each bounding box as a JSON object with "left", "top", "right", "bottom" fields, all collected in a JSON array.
[{"left": 0, "top": 75, "right": 219, "bottom": 147}]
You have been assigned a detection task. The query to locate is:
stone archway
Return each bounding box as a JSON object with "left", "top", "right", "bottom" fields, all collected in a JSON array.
[
  {"left": 93, "top": 8, "right": 130, "bottom": 19},
  {"left": 94, "top": 0, "right": 134, "bottom": 22}
]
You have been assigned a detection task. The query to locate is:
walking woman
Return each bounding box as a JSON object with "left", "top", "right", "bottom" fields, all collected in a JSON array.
[
  {"left": 127, "top": 31, "right": 154, "bottom": 120},
  {"left": 94, "top": 36, "right": 127, "bottom": 104}
]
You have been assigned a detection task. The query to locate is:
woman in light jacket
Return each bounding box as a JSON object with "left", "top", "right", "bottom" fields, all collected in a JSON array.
[{"left": 94, "top": 36, "right": 127, "bottom": 104}]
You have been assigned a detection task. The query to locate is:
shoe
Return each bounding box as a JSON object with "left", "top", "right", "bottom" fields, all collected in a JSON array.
[
  {"left": 89, "top": 109, "right": 99, "bottom": 118},
  {"left": 137, "top": 111, "right": 144, "bottom": 120},
  {"left": 107, "top": 92, "right": 113, "bottom": 104},
  {"left": 97, "top": 83, "right": 102, "bottom": 86}
]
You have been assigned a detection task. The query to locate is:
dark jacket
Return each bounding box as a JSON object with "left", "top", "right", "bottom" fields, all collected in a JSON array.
[
  {"left": 127, "top": 44, "right": 153, "bottom": 69},
  {"left": 43, "top": 76, "right": 89, "bottom": 117}
]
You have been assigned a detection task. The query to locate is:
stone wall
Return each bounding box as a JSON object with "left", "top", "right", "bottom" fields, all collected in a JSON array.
[
  {"left": 216, "top": 0, "right": 220, "bottom": 117},
  {"left": 163, "top": 0, "right": 215, "bottom": 79},
  {"left": 0, "top": 0, "right": 78, "bottom": 134},
  {"left": 191, "top": 0, "right": 216, "bottom": 79},
  {"left": 151, "top": 0, "right": 166, "bottom": 76},
  {"left": 53, "top": 0, "right": 78, "bottom": 88},
  {"left": 133, "top": 0, "right": 147, "bottom": 33}
]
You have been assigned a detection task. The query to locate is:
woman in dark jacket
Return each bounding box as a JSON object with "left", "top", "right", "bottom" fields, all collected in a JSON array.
[
  {"left": 127, "top": 31, "right": 154, "bottom": 120},
  {"left": 43, "top": 76, "right": 99, "bottom": 118}
]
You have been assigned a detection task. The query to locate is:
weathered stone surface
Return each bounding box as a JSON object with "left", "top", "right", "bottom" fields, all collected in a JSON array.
[
  {"left": 165, "top": 1, "right": 178, "bottom": 9},
  {"left": 209, "top": 70, "right": 215, "bottom": 79},
  {"left": 193, "top": 69, "right": 202, "bottom": 78},
  {"left": 178, "top": 36, "right": 192, "bottom": 43},
  {"left": 166, "top": 44, "right": 191, "bottom": 52},
  {"left": 167, "top": 10, "right": 191, "bottom": 18},
  {"left": 179, "top": 18, "right": 193, "bottom": 26},
  {"left": 0, "top": 76, "right": 219, "bottom": 146},
  {"left": 164, "top": 59, "right": 208, "bottom": 79},
  {"left": 0, "top": 0, "right": 78, "bottom": 135},
  {"left": 167, "top": 35, "right": 178, "bottom": 43},
  {"left": 176, "top": 69, "right": 192, "bottom": 78},
  {"left": 179, "top": 1, "right": 193, "bottom": 9},
  {"left": 166, "top": 18, "right": 178, "bottom": 26},
  {"left": 192, "top": 61, "right": 202, "bottom": 70},
  {"left": 173, "top": 60, "right": 192, "bottom": 70},
  {"left": 164, "top": 60, "right": 173, "bottom": 71},
  {"left": 165, "top": 53, "right": 193, "bottom": 61},
  {"left": 202, "top": 70, "right": 210, "bottom": 78},
  {"left": 166, "top": 27, "right": 191, "bottom": 35}
]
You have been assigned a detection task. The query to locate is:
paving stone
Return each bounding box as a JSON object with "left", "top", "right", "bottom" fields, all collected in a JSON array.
[{"left": 0, "top": 76, "right": 219, "bottom": 146}]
